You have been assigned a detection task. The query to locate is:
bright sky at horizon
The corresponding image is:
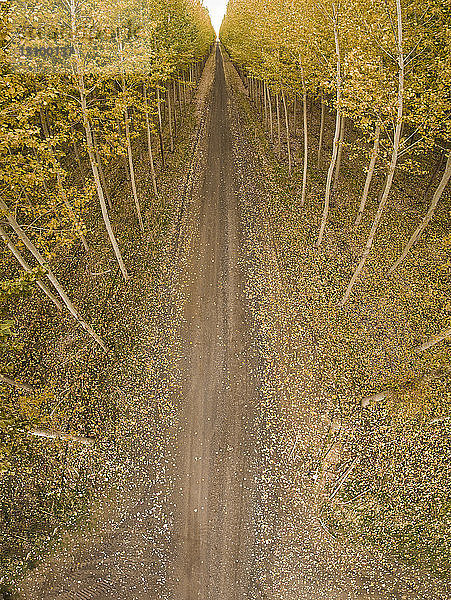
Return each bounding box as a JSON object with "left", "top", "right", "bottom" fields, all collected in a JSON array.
[{"left": 203, "top": 0, "right": 227, "bottom": 35}]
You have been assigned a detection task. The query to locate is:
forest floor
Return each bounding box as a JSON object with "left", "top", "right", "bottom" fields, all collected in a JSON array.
[{"left": 13, "top": 44, "right": 450, "bottom": 600}]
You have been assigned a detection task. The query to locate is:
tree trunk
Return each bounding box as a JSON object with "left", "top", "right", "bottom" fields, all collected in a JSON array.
[
  {"left": 263, "top": 81, "right": 268, "bottom": 124},
  {"left": 0, "top": 224, "right": 63, "bottom": 310},
  {"left": 416, "top": 327, "right": 451, "bottom": 353},
  {"left": 421, "top": 150, "right": 445, "bottom": 201},
  {"left": 124, "top": 106, "right": 144, "bottom": 232},
  {"left": 267, "top": 85, "right": 273, "bottom": 142},
  {"left": 156, "top": 86, "right": 165, "bottom": 167},
  {"left": 355, "top": 124, "right": 381, "bottom": 226},
  {"left": 301, "top": 86, "right": 308, "bottom": 206},
  {"left": 167, "top": 83, "right": 174, "bottom": 152},
  {"left": 143, "top": 84, "right": 158, "bottom": 198},
  {"left": 333, "top": 114, "right": 346, "bottom": 191},
  {"left": 0, "top": 373, "right": 35, "bottom": 392},
  {"left": 0, "top": 199, "right": 107, "bottom": 351},
  {"left": 276, "top": 92, "right": 281, "bottom": 158},
  {"left": 339, "top": 0, "right": 404, "bottom": 305},
  {"left": 330, "top": 457, "right": 359, "bottom": 500},
  {"left": 389, "top": 152, "right": 451, "bottom": 273},
  {"left": 316, "top": 20, "right": 342, "bottom": 248},
  {"left": 317, "top": 96, "right": 325, "bottom": 168},
  {"left": 172, "top": 79, "right": 177, "bottom": 137},
  {"left": 182, "top": 75, "right": 187, "bottom": 106},
  {"left": 92, "top": 128, "right": 112, "bottom": 210},
  {"left": 282, "top": 90, "right": 292, "bottom": 176},
  {"left": 29, "top": 428, "right": 95, "bottom": 445},
  {"left": 293, "top": 94, "right": 297, "bottom": 135},
  {"left": 177, "top": 76, "right": 182, "bottom": 107}
]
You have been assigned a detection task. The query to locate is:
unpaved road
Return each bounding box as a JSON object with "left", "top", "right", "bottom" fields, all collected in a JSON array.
[{"left": 168, "top": 44, "right": 257, "bottom": 600}]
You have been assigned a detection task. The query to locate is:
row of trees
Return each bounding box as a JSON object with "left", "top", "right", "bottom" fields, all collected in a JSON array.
[
  {"left": 220, "top": 0, "right": 450, "bottom": 577},
  {"left": 220, "top": 0, "right": 450, "bottom": 325},
  {"left": 1, "top": 0, "right": 214, "bottom": 587},
  {"left": 0, "top": 0, "right": 214, "bottom": 354}
]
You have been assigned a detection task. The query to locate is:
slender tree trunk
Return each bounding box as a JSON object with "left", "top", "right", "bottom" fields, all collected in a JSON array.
[
  {"left": 172, "top": 79, "right": 177, "bottom": 137},
  {"left": 316, "top": 19, "right": 342, "bottom": 248},
  {"left": 301, "top": 85, "right": 308, "bottom": 206},
  {"left": 177, "top": 76, "right": 182, "bottom": 107},
  {"left": 167, "top": 83, "right": 174, "bottom": 152},
  {"left": 339, "top": 0, "right": 404, "bottom": 305},
  {"left": 92, "top": 128, "right": 112, "bottom": 210},
  {"left": 182, "top": 75, "right": 187, "bottom": 106},
  {"left": 267, "top": 85, "right": 273, "bottom": 142},
  {"left": 124, "top": 106, "right": 144, "bottom": 232},
  {"left": 389, "top": 152, "right": 451, "bottom": 273},
  {"left": 117, "top": 52, "right": 144, "bottom": 233},
  {"left": 421, "top": 150, "right": 445, "bottom": 201},
  {"left": 69, "top": 0, "right": 129, "bottom": 282},
  {"left": 293, "top": 94, "right": 297, "bottom": 135},
  {"left": 263, "top": 81, "right": 268, "bottom": 124},
  {"left": 0, "top": 200, "right": 107, "bottom": 350},
  {"left": 355, "top": 124, "right": 381, "bottom": 226},
  {"left": 282, "top": 90, "right": 292, "bottom": 176},
  {"left": 330, "top": 457, "right": 359, "bottom": 500},
  {"left": 29, "top": 428, "right": 95, "bottom": 445},
  {"left": 333, "top": 114, "right": 346, "bottom": 191},
  {"left": 143, "top": 84, "right": 158, "bottom": 198},
  {"left": 0, "top": 374, "right": 35, "bottom": 392},
  {"left": 317, "top": 96, "right": 326, "bottom": 168},
  {"left": 156, "top": 86, "right": 165, "bottom": 167},
  {"left": 416, "top": 327, "right": 451, "bottom": 353},
  {"left": 0, "top": 224, "right": 63, "bottom": 311},
  {"left": 276, "top": 92, "right": 281, "bottom": 157}
]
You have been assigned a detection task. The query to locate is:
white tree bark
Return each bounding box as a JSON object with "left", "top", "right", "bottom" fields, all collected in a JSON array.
[
  {"left": 29, "top": 428, "right": 95, "bottom": 446},
  {"left": 167, "top": 82, "right": 174, "bottom": 152},
  {"left": 339, "top": 0, "right": 404, "bottom": 305},
  {"left": 333, "top": 114, "right": 346, "bottom": 191},
  {"left": 267, "top": 84, "right": 273, "bottom": 142},
  {"left": 389, "top": 152, "right": 451, "bottom": 273},
  {"left": 276, "top": 92, "right": 281, "bottom": 157},
  {"left": 124, "top": 105, "right": 144, "bottom": 232},
  {"left": 156, "top": 85, "right": 165, "bottom": 166},
  {"left": 416, "top": 327, "right": 451, "bottom": 353},
  {"left": 316, "top": 15, "right": 342, "bottom": 248},
  {"left": 0, "top": 373, "right": 35, "bottom": 392},
  {"left": 299, "top": 61, "right": 309, "bottom": 206},
  {"left": 282, "top": 90, "right": 292, "bottom": 175},
  {"left": 70, "top": 0, "right": 129, "bottom": 282},
  {"left": 0, "top": 200, "right": 107, "bottom": 351},
  {"left": 354, "top": 124, "right": 381, "bottom": 226},
  {"left": 143, "top": 84, "right": 159, "bottom": 199}
]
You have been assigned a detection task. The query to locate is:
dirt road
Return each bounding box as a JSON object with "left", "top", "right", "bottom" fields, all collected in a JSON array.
[{"left": 169, "top": 44, "right": 258, "bottom": 600}]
